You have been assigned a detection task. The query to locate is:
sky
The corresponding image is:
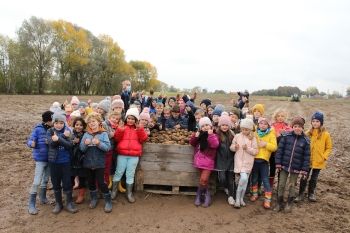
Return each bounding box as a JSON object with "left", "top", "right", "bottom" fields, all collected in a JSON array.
[{"left": 1, "top": 0, "right": 349, "bottom": 95}]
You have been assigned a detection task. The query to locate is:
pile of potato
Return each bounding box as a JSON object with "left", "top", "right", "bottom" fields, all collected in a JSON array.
[{"left": 147, "top": 128, "right": 194, "bottom": 145}]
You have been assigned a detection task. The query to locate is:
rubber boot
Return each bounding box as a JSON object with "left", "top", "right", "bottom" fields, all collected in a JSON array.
[
  {"left": 38, "top": 187, "right": 55, "bottom": 205},
  {"left": 28, "top": 193, "right": 38, "bottom": 215},
  {"left": 294, "top": 178, "right": 307, "bottom": 203},
  {"left": 264, "top": 190, "right": 272, "bottom": 209},
  {"left": 250, "top": 184, "right": 259, "bottom": 202},
  {"left": 118, "top": 181, "right": 126, "bottom": 193},
  {"left": 108, "top": 175, "right": 113, "bottom": 189},
  {"left": 64, "top": 191, "right": 78, "bottom": 213},
  {"left": 240, "top": 189, "right": 246, "bottom": 207},
  {"left": 201, "top": 188, "right": 211, "bottom": 208},
  {"left": 103, "top": 191, "right": 113, "bottom": 213},
  {"left": 273, "top": 196, "right": 284, "bottom": 212},
  {"left": 76, "top": 188, "right": 85, "bottom": 204},
  {"left": 89, "top": 190, "right": 98, "bottom": 209},
  {"left": 234, "top": 189, "right": 241, "bottom": 208},
  {"left": 111, "top": 182, "right": 118, "bottom": 200},
  {"left": 194, "top": 187, "right": 204, "bottom": 206},
  {"left": 52, "top": 190, "right": 63, "bottom": 214},
  {"left": 269, "top": 177, "right": 274, "bottom": 190},
  {"left": 308, "top": 179, "right": 317, "bottom": 202},
  {"left": 284, "top": 196, "right": 294, "bottom": 213},
  {"left": 125, "top": 183, "right": 135, "bottom": 203}
]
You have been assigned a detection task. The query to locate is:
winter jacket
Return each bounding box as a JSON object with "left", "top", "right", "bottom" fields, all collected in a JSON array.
[
  {"left": 190, "top": 132, "right": 219, "bottom": 171},
  {"left": 80, "top": 127, "right": 111, "bottom": 169},
  {"left": 70, "top": 131, "right": 85, "bottom": 169},
  {"left": 306, "top": 129, "right": 332, "bottom": 169},
  {"left": 214, "top": 132, "right": 235, "bottom": 171},
  {"left": 120, "top": 90, "right": 131, "bottom": 110},
  {"left": 114, "top": 125, "right": 148, "bottom": 156},
  {"left": 231, "top": 133, "right": 259, "bottom": 173},
  {"left": 275, "top": 131, "right": 311, "bottom": 175},
  {"left": 27, "top": 124, "right": 50, "bottom": 162},
  {"left": 165, "top": 116, "right": 188, "bottom": 130},
  {"left": 186, "top": 104, "right": 198, "bottom": 132},
  {"left": 102, "top": 119, "right": 117, "bottom": 148},
  {"left": 254, "top": 128, "right": 278, "bottom": 162},
  {"left": 47, "top": 126, "right": 73, "bottom": 163}
]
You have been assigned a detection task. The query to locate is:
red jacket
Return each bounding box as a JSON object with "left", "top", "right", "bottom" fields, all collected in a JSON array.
[{"left": 114, "top": 125, "right": 148, "bottom": 156}]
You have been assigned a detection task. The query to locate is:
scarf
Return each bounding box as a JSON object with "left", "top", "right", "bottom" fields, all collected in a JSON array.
[
  {"left": 108, "top": 119, "right": 118, "bottom": 129},
  {"left": 257, "top": 128, "right": 271, "bottom": 138},
  {"left": 199, "top": 131, "right": 209, "bottom": 151}
]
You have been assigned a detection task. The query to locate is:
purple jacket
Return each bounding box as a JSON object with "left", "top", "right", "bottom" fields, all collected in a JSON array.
[{"left": 190, "top": 133, "right": 219, "bottom": 170}]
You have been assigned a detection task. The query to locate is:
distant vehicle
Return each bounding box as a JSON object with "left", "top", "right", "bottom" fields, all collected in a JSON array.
[{"left": 290, "top": 93, "right": 300, "bottom": 102}]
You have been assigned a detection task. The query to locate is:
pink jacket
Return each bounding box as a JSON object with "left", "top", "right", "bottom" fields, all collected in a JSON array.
[
  {"left": 190, "top": 133, "right": 219, "bottom": 171},
  {"left": 230, "top": 133, "right": 259, "bottom": 173}
]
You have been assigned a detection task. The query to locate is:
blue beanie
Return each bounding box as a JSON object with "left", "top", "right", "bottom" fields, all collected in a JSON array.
[
  {"left": 212, "top": 109, "right": 222, "bottom": 117},
  {"left": 77, "top": 102, "right": 87, "bottom": 108},
  {"left": 311, "top": 111, "right": 324, "bottom": 125}
]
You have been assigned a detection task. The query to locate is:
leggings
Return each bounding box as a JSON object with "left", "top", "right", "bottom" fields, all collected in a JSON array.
[{"left": 218, "top": 170, "right": 234, "bottom": 196}]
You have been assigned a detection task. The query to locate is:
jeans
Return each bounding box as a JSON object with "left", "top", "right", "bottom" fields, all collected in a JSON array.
[
  {"left": 278, "top": 170, "right": 299, "bottom": 197},
  {"left": 86, "top": 168, "right": 109, "bottom": 194},
  {"left": 49, "top": 162, "right": 72, "bottom": 192},
  {"left": 218, "top": 171, "right": 234, "bottom": 196},
  {"left": 251, "top": 160, "right": 271, "bottom": 191},
  {"left": 30, "top": 161, "right": 50, "bottom": 194},
  {"left": 113, "top": 155, "right": 139, "bottom": 184},
  {"left": 237, "top": 172, "right": 249, "bottom": 191},
  {"left": 197, "top": 169, "right": 211, "bottom": 189},
  {"left": 307, "top": 168, "right": 321, "bottom": 180}
]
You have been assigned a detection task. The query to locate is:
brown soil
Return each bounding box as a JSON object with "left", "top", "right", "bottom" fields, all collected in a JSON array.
[{"left": 0, "top": 95, "right": 349, "bottom": 233}]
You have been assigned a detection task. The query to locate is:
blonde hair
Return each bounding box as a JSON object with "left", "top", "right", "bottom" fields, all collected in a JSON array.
[
  {"left": 149, "top": 113, "right": 157, "bottom": 122},
  {"left": 155, "top": 103, "right": 163, "bottom": 108},
  {"left": 85, "top": 112, "right": 103, "bottom": 123},
  {"left": 163, "top": 106, "right": 171, "bottom": 113},
  {"left": 195, "top": 109, "right": 205, "bottom": 117},
  {"left": 245, "top": 130, "right": 255, "bottom": 140},
  {"left": 305, "top": 125, "right": 326, "bottom": 140},
  {"left": 107, "top": 111, "right": 121, "bottom": 119},
  {"left": 272, "top": 108, "right": 288, "bottom": 123}
]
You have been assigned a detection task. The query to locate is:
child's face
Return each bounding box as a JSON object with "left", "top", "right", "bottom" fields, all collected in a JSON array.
[
  {"left": 200, "top": 103, "right": 207, "bottom": 110},
  {"left": 171, "top": 111, "right": 180, "bottom": 119},
  {"left": 126, "top": 116, "right": 136, "bottom": 126},
  {"left": 168, "top": 99, "right": 175, "bottom": 107},
  {"left": 46, "top": 121, "right": 53, "bottom": 127},
  {"left": 220, "top": 124, "right": 229, "bottom": 132},
  {"left": 258, "top": 121, "right": 269, "bottom": 131},
  {"left": 70, "top": 116, "right": 76, "bottom": 125},
  {"left": 293, "top": 125, "right": 303, "bottom": 135},
  {"left": 195, "top": 115, "right": 202, "bottom": 123},
  {"left": 253, "top": 110, "right": 262, "bottom": 119},
  {"left": 156, "top": 106, "right": 163, "bottom": 115},
  {"left": 201, "top": 124, "right": 211, "bottom": 132},
  {"left": 88, "top": 118, "right": 99, "bottom": 131},
  {"left": 139, "top": 119, "right": 148, "bottom": 127},
  {"left": 78, "top": 106, "right": 86, "bottom": 114},
  {"left": 230, "top": 114, "right": 239, "bottom": 123},
  {"left": 113, "top": 106, "right": 123, "bottom": 113},
  {"left": 149, "top": 120, "right": 156, "bottom": 128},
  {"left": 212, "top": 115, "right": 219, "bottom": 123},
  {"left": 54, "top": 121, "right": 65, "bottom": 131},
  {"left": 311, "top": 119, "right": 321, "bottom": 129},
  {"left": 163, "top": 111, "right": 171, "bottom": 119},
  {"left": 241, "top": 128, "right": 251, "bottom": 136},
  {"left": 151, "top": 100, "right": 156, "bottom": 107},
  {"left": 97, "top": 107, "right": 106, "bottom": 115},
  {"left": 74, "top": 120, "right": 84, "bottom": 133},
  {"left": 71, "top": 103, "right": 78, "bottom": 110},
  {"left": 276, "top": 113, "right": 285, "bottom": 123},
  {"left": 92, "top": 106, "right": 98, "bottom": 113},
  {"left": 65, "top": 105, "right": 73, "bottom": 115},
  {"left": 207, "top": 108, "right": 214, "bottom": 116},
  {"left": 179, "top": 102, "right": 184, "bottom": 108},
  {"left": 136, "top": 105, "right": 141, "bottom": 113},
  {"left": 109, "top": 115, "right": 120, "bottom": 124}
]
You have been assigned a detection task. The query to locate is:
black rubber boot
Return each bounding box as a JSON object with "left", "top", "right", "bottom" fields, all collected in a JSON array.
[
  {"left": 103, "top": 191, "right": 113, "bottom": 213},
  {"left": 125, "top": 183, "right": 135, "bottom": 203},
  {"left": 89, "top": 190, "right": 98, "bottom": 209},
  {"left": 38, "top": 187, "right": 55, "bottom": 205},
  {"left": 284, "top": 196, "right": 294, "bottom": 213},
  {"left": 294, "top": 179, "right": 307, "bottom": 203},
  {"left": 273, "top": 196, "right": 284, "bottom": 212},
  {"left": 111, "top": 182, "right": 118, "bottom": 200},
  {"left": 28, "top": 193, "right": 38, "bottom": 215},
  {"left": 308, "top": 179, "right": 317, "bottom": 202},
  {"left": 64, "top": 191, "right": 78, "bottom": 213},
  {"left": 52, "top": 190, "right": 63, "bottom": 214}
]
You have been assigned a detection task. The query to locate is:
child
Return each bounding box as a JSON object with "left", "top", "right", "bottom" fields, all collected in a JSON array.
[
  {"left": 250, "top": 117, "right": 277, "bottom": 209},
  {"left": 155, "top": 103, "right": 164, "bottom": 120},
  {"left": 164, "top": 105, "right": 188, "bottom": 130},
  {"left": 139, "top": 107, "right": 151, "bottom": 135},
  {"left": 214, "top": 112, "right": 235, "bottom": 205},
  {"left": 252, "top": 104, "right": 264, "bottom": 126},
  {"left": 27, "top": 111, "right": 55, "bottom": 215},
  {"left": 98, "top": 99, "right": 111, "bottom": 120},
  {"left": 193, "top": 109, "right": 205, "bottom": 132},
  {"left": 230, "top": 118, "right": 258, "bottom": 208},
  {"left": 270, "top": 109, "right": 292, "bottom": 190},
  {"left": 64, "top": 104, "right": 73, "bottom": 125},
  {"left": 229, "top": 108, "right": 242, "bottom": 134},
  {"left": 50, "top": 102, "right": 61, "bottom": 113},
  {"left": 47, "top": 110, "right": 77, "bottom": 214},
  {"left": 70, "top": 96, "right": 80, "bottom": 110},
  {"left": 111, "top": 98, "right": 125, "bottom": 117},
  {"left": 70, "top": 117, "right": 87, "bottom": 204},
  {"left": 274, "top": 117, "right": 310, "bottom": 213},
  {"left": 294, "top": 111, "right": 332, "bottom": 203},
  {"left": 91, "top": 103, "right": 98, "bottom": 113},
  {"left": 80, "top": 112, "right": 112, "bottom": 213},
  {"left": 190, "top": 117, "right": 219, "bottom": 207},
  {"left": 177, "top": 99, "right": 185, "bottom": 116},
  {"left": 185, "top": 101, "right": 197, "bottom": 132},
  {"left": 111, "top": 108, "right": 148, "bottom": 203},
  {"left": 149, "top": 113, "right": 162, "bottom": 131},
  {"left": 167, "top": 97, "right": 176, "bottom": 107},
  {"left": 200, "top": 98, "right": 212, "bottom": 112},
  {"left": 158, "top": 106, "right": 172, "bottom": 130},
  {"left": 77, "top": 102, "right": 90, "bottom": 119},
  {"left": 206, "top": 105, "right": 215, "bottom": 120},
  {"left": 211, "top": 109, "right": 222, "bottom": 131}
]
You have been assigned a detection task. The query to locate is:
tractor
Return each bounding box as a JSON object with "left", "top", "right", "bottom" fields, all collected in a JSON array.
[{"left": 290, "top": 93, "right": 300, "bottom": 102}]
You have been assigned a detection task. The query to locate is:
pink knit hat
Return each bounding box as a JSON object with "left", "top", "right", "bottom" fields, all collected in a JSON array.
[
  {"left": 71, "top": 96, "right": 79, "bottom": 105},
  {"left": 258, "top": 117, "right": 271, "bottom": 127},
  {"left": 139, "top": 107, "right": 150, "bottom": 121},
  {"left": 113, "top": 95, "right": 121, "bottom": 100},
  {"left": 218, "top": 112, "right": 231, "bottom": 126},
  {"left": 111, "top": 99, "right": 124, "bottom": 110},
  {"left": 199, "top": 117, "right": 212, "bottom": 128}
]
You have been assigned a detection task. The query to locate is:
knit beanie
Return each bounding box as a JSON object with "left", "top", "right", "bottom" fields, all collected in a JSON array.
[
  {"left": 113, "top": 95, "right": 121, "bottom": 100},
  {"left": 133, "top": 100, "right": 141, "bottom": 106},
  {"left": 185, "top": 101, "right": 195, "bottom": 109},
  {"left": 218, "top": 112, "right": 231, "bottom": 126},
  {"left": 178, "top": 98, "right": 184, "bottom": 104},
  {"left": 111, "top": 99, "right": 124, "bottom": 110},
  {"left": 230, "top": 108, "right": 241, "bottom": 118},
  {"left": 91, "top": 103, "right": 98, "bottom": 109},
  {"left": 139, "top": 107, "right": 150, "bottom": 121},
  {"left": 52, "top": 102, "right": 60, "bottom": 108},
  {"left": 70, "top": 110, "right": 81, "bottom": 118},
  {"left": 212, "top": 109, "right": 222, "bottom": 117},
  {"left": 98, "top": 99, "right": 111, "bottom": 113},
  {"left": 253, "top": 104, "right": 265, "bottom": 115},
  {"left": 50, "top": 102, "right": 61, "bottom": 113},
  {"left": 77, "top": 102, "right": 87, "bottom": 109},
  {"left": 125, "top": 107, "right": 140, "bottom": 121},
  {"left": 214, "top": 104, "right": 225, "bottom": 112},
  {"left": 258, "top": 117, "right": 271, "bottom": 127},
  {"left": 105, "top": 96, "right": 111, "bottom": 101},
  {"left": 71, "top": 96, "right": 79, "bottom": 105},
  {"left": 240, "top": 118, "right": 254, "bottom": 130},
  {"left": 52, "top": 110, "right": 66, "bottom": 123},
  {"left": 311, "top": 111, "right": 324, "bottom": 125},
  {"left": 200, "top": 98, "right": 211, "bottom": 107},
  {"left": 199, "top": 117, "right": 212, "bottom": 128},
  {"left": 42, "top": 111, "right": 53, "bottom": 122},
  {"left": 291, "top": 116, "right": 305, "bottom": 128}
]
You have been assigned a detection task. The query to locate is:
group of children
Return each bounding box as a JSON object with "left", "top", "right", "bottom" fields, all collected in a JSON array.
[{"left": 27, "top": 92, "right": 332, "bottom": 215}]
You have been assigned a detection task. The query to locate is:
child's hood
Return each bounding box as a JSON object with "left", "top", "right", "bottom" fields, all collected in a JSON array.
[{"left": 86, "top": 125, "right": 107, "bottom": 136}]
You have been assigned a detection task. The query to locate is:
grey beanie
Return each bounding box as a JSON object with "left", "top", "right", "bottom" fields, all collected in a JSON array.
[
  {"left": 98, "top": 99, "right": 111, "bottom": 113},
  {"left": 52, "top": 110, "right": 66, "bottom": 123}
]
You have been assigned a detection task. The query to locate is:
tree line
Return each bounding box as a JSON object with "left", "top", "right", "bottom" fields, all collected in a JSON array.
[{"left": 0, "top": 16, "right": 169, "bottom": 95}]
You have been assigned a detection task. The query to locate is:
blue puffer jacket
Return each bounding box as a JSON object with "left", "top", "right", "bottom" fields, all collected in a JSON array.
[
  {"left": 165, "top": 116, "right": 188, "bottom": 130},
  {"left": 275, "top": 131, "right": 311, "bottom": 176},
  {"left": 27, "top": 124, "right": 50, "bottom": 162},
  {"left": 47, "top": 126, "right": 73, "bottom": 162}
]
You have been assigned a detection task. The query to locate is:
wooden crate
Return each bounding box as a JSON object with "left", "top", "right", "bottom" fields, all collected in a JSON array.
[{"left": 135, "top": 143, "right": 216, "bottom": 195}]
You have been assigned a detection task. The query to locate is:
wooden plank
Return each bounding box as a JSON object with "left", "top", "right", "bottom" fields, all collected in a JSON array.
[
  {"left": 138, "top": 161, "right": 195, "bottom": 172},
  {"left": 143, "top": 143, "right": 194, "bottom": 155}
]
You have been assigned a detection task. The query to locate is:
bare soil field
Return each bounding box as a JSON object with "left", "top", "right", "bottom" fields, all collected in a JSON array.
[{"left": 0, "top": 94, "right": 349, "bottom": 233}]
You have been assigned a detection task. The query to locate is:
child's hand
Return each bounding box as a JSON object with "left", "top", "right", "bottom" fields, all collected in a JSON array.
[
  {"left": 234, "top": 143, "right": 239, "bottom": 150},
  {"left": 195, "top": 131, "right": 200, "bottom": 138},
  {"left": 185, "top": 106, "right": 191, "bottom": 112},
  {"left": 73, "top": 137, "right": 80, "bottom": 144},
  {"left": 135, "top": 122, "right": 140, "bottom": 130},
  {"left": 52, "top": 132, "right": 59, "bottom": 142},
  {"left": 174, "top": 124, "right": 180, "bottom": 130},
  {"left": 208, "top": 129, "right": 213, "bottom": 135},
  {"left": 234, "top": 122, "right": 239, "bottom": 129},
  {"left": 242, "top": 144, "right": 247, "bottom": 150},
  {"left": 279, "top": 129, "right": 285, "bottom": 135},
  {"left": 159, "top": 125, "right": 162, "bottom": 130},
  {"left": 84, "top": 138, "right": 91, "bottom": 146},
  {"left": 110, "top": 131, "right": 115, "bottom": 137},
  {"left": 92, "top": 138, "right": 100, "bottom": 146},
  {"left": 259, "top": 140, "right": 267, "bottom": 148},
  {"left": 119, "top": 121, "right": 125, "bottom": 130},
  {"left": 64, "top": 130, "right": 70, "bottom": 138},
  {"left": 31, "top": 141, "right": 36, "bottom": 148}
]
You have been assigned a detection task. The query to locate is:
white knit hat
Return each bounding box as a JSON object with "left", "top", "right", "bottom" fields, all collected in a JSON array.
[
  {"left": 199, "top": 117, "right": 212, "bottom": 128},
  {"left": 70, "top": 110, "right": 81, "bottom": 118},
  {"left": 125, "top": 107, "right": 139, "bottom": 121},
  {"left": 240, "top": 118, "right": 254, "bottom": 130}
]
